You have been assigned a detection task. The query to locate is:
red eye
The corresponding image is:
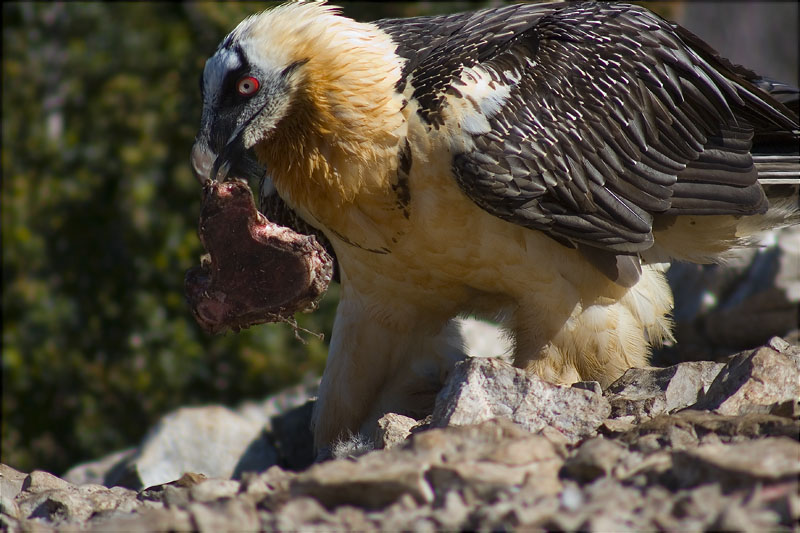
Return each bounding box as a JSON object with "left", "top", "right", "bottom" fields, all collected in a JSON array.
[{"left": 236, "top": 76, "right": 260, "bottom": 96}]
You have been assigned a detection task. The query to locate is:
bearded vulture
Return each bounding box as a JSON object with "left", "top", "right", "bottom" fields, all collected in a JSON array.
[{"left": 190, "top": 2, "right": 799, "bottom": 450}]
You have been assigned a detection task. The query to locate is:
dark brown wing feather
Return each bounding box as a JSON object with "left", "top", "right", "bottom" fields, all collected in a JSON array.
[{"left": 379, "top": 2, "right": 799, "bottom": 255}]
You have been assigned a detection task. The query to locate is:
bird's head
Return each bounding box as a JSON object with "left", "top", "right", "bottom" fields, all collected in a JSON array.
[
  {"left": 190, "top": 2, "right": 406, "bottom": 212},
  {"left": 190, "top": 5, "right": 313, "bottom": 185}
]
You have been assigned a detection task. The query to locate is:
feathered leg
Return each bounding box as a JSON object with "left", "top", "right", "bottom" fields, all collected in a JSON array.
[
  {"left": 513, "top": 265, "right": 674, "bottom": 388},
  {"left": 311, "top": 286, "right": 465, "bottom": 451}
]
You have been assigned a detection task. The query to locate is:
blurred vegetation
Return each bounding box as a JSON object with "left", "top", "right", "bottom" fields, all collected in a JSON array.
[{"left": 0, "top": 1, "right": 701, "bottom": 476}]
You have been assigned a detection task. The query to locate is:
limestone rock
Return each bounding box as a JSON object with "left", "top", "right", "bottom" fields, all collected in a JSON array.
[
  {"left": 605, "top": 361, "right": 725, "bottom": 421},
  {"left": 188, "top": 498, "right": 259, "bottom": 533},
  {"left": 374, "top": 413, "right": 417, "bottom": 450},
  {"left": 431, "top": 357, "right": 610, "bottom": 443},
  {"left": 1, "top": 464, "right": 28, "bottom": 507},
  {"left": 768, "top": 335, "right": 800, "bottom": 359},
  {"left": 571, "top": 381, "right": 603, "bottom": 395},
  {"left": 20, "top": 470, "right": 72, "bottom": 493},
  {"left": 129, "top": 406, "right": 277, "bottom": 489},
  {"left": 62, "top": 381, "right": 319, "bottom": 490},
  {"left": 671, "top": 437, "right": 800, "bottom": 490},
  {"left": 692, "top": 343, "right": 800, "bottom": 415},
  {"left": 14, "top": 475, "right": 139, "bottom": 526},
  {"left": 63, "top": 448, "right": 137, "bottom": 487},
  {"left": 269, "top": 496, "right": 329, "bottom": 530},
  {"left": 188, "top": 479, "right": 241, "bottom": 503},
  {"left": 10, "top": 339, "right": 800, "bottom": 532},
  {"left": 426, "top": 433, "right": 563, "bottom": 500},
  {"left": 618, "top": 410, "right": 800, "bottom": 451},
  {"left": 290, "top": 451, "right": 433, "bottom": 510},
  {"left": 137, "top": 471, "right": 208, "bottom": 505},
  {"left": 560, "top": 437, "right": 631, "bottom": 483},
  {"left": 239, "top": 465, "right": 296, "bottom": 500},
  {"left": 86, "top": 507, "right": 194, "bottom": 532}
]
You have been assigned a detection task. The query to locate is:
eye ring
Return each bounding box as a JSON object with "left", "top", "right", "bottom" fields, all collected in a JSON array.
[{"left": 236, "top": 76, "right": 260, "bottom": 96}]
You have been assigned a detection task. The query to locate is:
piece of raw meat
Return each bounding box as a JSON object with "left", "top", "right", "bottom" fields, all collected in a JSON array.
[{"left": 185, "top": 180, "right": 333, "bottom": 334}]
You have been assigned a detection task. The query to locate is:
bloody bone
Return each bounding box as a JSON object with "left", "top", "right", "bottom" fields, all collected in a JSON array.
[{"left": 185, "top": 180, "right": 333, "bottom": 334}]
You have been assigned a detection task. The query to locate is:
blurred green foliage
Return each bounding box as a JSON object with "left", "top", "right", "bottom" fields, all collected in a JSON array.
[
  {"left": 1, "top": 1, "right": 688, "bottom": 476},
  {"left": 2, "top": 2, "right": 325, "bottom": 476}
]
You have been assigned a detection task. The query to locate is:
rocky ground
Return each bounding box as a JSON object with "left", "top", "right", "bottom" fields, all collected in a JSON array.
[{"left": 2, "top": 335, "right": 799, "bottom": 532}]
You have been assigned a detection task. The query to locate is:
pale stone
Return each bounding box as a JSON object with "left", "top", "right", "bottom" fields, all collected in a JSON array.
[
  {"left": 431, "top": 358, "right": 610, "bottom": 443},
  {"left": 374, "top": 413, "right": 417, "bottom": 450},
  {"left": 693, "top": 346, "right": 800, "bottom": 415}
]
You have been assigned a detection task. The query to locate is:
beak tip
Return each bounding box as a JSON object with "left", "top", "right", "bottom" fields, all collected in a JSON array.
[{"left": 191, "top": 143, "right": 216, "bottom": 185}]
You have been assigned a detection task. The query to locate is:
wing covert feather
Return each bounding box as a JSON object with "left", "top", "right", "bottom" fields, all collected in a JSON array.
[
  {"left": 379, "top": 2, "right": 797, "bottom": 253},
  {"left": 378, "top": 2, "right": 799, "bottom": 253}
]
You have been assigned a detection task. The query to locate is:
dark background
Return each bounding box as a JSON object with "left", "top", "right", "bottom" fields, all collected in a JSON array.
[{"left": 3, "top": 2, "right": 797, "bottom": 476}]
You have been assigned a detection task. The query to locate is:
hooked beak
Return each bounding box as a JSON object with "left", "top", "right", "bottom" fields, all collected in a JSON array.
[
  {"left": 190, "top": 142, "right": 216, "bottom": 184},
  {"left": 191, "top": 135, "right": 267, "bottom": 187},
  {"left": 191, "top": 98, "right": 272, "bottom": 185},
  {"left": 190, "top": 136, "right": 239, "bottom": 184}
]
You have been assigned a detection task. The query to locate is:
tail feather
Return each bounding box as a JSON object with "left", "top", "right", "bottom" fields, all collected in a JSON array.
[
  {"left": 750, "top": 76, "right": 799, "bottom": 185},
  {"left": 755, "top": 154, "right": 800, "bottom": 184}
]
